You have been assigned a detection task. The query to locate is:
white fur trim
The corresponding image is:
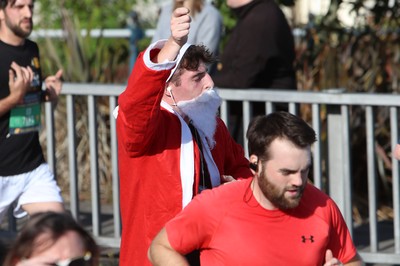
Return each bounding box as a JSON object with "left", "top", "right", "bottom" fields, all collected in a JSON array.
[
  {"left": 113, "top": 106, "right": 119, "bottom": 119},
  {"left": 197, "top": 130, "right": 221, "bottom": 188},
  {"left": 167, "top": 43, "right": 192, "bottom": 82},
  {"left": 161, "top": 101, "right": 194, "bottom": 207},
  {"left": 143, "top": 40, "right": 192, "bottom": 76}
]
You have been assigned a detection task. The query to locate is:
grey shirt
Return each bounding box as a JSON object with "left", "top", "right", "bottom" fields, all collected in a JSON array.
[{"left": 151, "top": 3, "right": 222, "bottom": 56}]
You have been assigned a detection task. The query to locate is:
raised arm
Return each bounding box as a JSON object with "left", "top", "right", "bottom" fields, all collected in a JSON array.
[
  {"left": 156, "top": 7, "right": 191, "bottom": 63},
  {"left": 148, "top": 228, "right": 189, "bottom": 266}
]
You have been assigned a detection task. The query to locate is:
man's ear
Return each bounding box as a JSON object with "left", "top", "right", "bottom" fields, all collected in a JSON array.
[
  {"left": 165, "top": 85, "right": 173, "bottom": 97},
  {"left": 249, "top": 155, "right": 258, "bottom": 172}
]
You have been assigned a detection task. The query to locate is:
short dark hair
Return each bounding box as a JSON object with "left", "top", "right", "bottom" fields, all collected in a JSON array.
[
  {"left": 169, "top": 44, "right": 214, "bottom": 86},
  {"left": 0, "top": 0, "right": 35, "bottom": 8},
  {"left": 4, "top": 211, "right": 99, "bottom": 266},
  {"left": 246, "top": 112, "right": 317, "bottom": 160},
  {"left": 1, "top": 0, "right": 20, "bottom": 9}
]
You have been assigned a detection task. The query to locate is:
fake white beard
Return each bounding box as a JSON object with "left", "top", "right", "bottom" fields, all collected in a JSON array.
[{"left": 177, "top": 89, "right": 222, "bottom": 148}]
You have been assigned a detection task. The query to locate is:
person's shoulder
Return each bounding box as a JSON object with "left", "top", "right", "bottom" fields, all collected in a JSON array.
[
  {"left": 299, "top": 183, "right": 332, "bottom": 211},
  {"left": 25, "top": 38, "right": 37, "bottom": 45},
  {"left": 246, "top": 0, "right": 286, "bottom": 23},
  {"left": 289, "top": 184, "right": 330, "bottom": 225},
  {"left": 219, "top": 179, "right": 251, "bottom": 198},
  {"left": 216, "top": 116, "right": 225, "bottom": 125},
  {"left": 198, "top": 178, "right": 251, "bottom": 204},
  {"left": 159, "top": 2, "right": 173, "bottom": 13},
  {"left": 25, "top": 39, "right": 39, "bottom": 50},
  {"left": 202, "top": 3, "right": 221, "bottom": 14},
  {"left": 198, "top": 3, "right": 222, "bottom": 20},
  {"left": 257, "top": 0, "right": 282, "bottom": 11},
  {"left": 214, "top": 117, "right": 230, "bottom": 134},
  {"left": 303, "top": 183, "right": 330, "bottom": 201},
  {"left": 299, "top": 183, "right": 342, "bottom": 218}
]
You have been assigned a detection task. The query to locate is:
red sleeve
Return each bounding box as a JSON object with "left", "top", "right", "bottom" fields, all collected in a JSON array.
[
  {"left": 117, "top": 49, "right": 170, "bottom": 157},
  {"left": 327, "top": 199, "right": 358, "bottom": 263},
  {"left": 166, "top": 189, "right": 220, "bottom": 254}
]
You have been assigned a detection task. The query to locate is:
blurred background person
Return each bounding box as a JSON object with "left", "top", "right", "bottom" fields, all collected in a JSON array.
[
  {"left": 0, "top": 0, "right": 64, "bottom": 224},
  {"left": 3, "top": 211, "right": 99, "bottom": 266},
  {"left": 152, "top": 0, "right": 222, "bottom": 73},
  {"left": 213, "top": 0, "right": 297, "bottom": 144},
  {"left": 127, "top": 10, "right": 144, "bottom": 74}
]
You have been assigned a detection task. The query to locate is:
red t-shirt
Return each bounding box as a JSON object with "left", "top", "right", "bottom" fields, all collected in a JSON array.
[{"left": 166, "top": 178, "right": 358, "bottom": 265}]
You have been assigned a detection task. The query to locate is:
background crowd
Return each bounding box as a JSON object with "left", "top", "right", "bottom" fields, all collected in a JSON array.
[{"left": 1, "top": 0, "right": 400, "bottom": 265}]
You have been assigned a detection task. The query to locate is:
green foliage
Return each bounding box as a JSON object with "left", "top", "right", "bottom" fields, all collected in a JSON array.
[
  {"left": 34, "top": 0, "right": 400, "bottom": 88},
  {"left": 294, "top": 1, "right": 400, "bottom": 215},
  {"left": 36, "top": 0, "right": 133, "bottom": 28},
  {"left": 36, "top": 0, "right": 133, "bottom": 82},
  {"left": 351, "top": 0, "right": 400, "bottom": 26},
  {"left": 296, "top": 0, "right": 400, "bottom": 93},
  {"left": 213, "top": 0, "right": 235, "bottom": 51}
]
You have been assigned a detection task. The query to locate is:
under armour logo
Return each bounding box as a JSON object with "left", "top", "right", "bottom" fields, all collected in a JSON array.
[{"left": 301, "top": 235, "right": 314, "bottom": 243}]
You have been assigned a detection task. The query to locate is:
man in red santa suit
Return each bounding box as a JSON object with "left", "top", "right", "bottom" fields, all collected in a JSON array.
[{"left": 115, "top": 7, "right": 253, "bottom": 266}]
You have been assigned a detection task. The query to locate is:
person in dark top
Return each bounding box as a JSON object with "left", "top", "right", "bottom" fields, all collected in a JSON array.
[
  {"left": 213, "top": 0, "right": 297, "bottom": 143},
  {"left": 0, "top": 0, "right": 64, "bottom": 223}
]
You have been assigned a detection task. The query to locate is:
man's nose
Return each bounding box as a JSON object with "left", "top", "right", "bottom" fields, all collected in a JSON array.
[
  {"left": 291, "top": 173, "right": 304, "bottom": 187},
  {"left": 23, "top": 6, "right": 33, "bottom": 18}
]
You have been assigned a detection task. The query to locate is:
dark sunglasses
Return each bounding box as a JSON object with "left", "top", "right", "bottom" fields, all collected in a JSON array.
[{"left": 47, "top": 252, "right": 92, "bottom": 266}]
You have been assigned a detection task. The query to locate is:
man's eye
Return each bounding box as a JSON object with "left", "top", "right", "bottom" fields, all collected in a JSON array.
[{"left": 301, "top": 167, "right": 310, "bottom": 175}]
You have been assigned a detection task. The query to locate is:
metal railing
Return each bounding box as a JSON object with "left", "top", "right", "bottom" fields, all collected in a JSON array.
[{"left": 4, "top": 83, "right": 400, "bottom": 264}]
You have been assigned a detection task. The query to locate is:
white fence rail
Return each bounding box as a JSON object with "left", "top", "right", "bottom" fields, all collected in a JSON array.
[{"left": 3, "top": 83, "right": 400, "bottom": 264}]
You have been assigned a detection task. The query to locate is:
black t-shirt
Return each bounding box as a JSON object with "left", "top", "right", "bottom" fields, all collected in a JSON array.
[
  {"left": 213, "top": 0, "right": 297, "bottom": 90},
  {"left": 0, "top": 39, "right": 45, "bottom": 176}
]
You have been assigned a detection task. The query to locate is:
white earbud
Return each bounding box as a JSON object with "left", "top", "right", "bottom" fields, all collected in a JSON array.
[{"left": 166, "top": 86, "right": 178, "bottom": 106}]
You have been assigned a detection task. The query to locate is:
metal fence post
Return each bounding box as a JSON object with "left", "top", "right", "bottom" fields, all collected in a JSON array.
[{"left": 326, "top": 89, "right": 353, "bottom": 236}]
